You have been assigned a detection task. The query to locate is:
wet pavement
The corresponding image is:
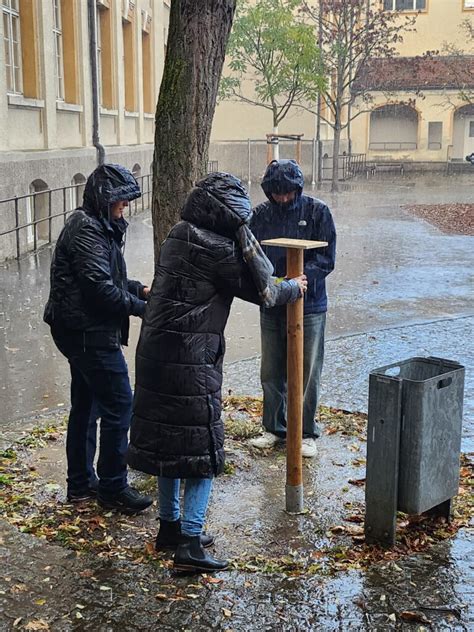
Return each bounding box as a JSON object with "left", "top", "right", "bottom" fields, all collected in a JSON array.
[
  {"left": 1, "top": 406, "right": 473, "bottom": 631},
  {"left": 0, "top": 173, "right": 473, "bottom": 631},
  {"left": 1, "top": 173, "right": 473, "bottom": 423}
]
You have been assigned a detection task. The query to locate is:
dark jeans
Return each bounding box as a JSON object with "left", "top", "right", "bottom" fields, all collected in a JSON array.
[
  {"left": 260, "top": 310, "right": 326, "bottom": 439},
  {"left": 54, "top": 339, "right": 132, "bottom": 496}
]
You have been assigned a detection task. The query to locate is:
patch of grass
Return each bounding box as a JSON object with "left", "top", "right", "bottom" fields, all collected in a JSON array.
[
  {"left": 0, "top": 473, "right": 13, "bottom": 486},
  {"left": 223, "top": 461, "right": 236, "bottom": 476}
]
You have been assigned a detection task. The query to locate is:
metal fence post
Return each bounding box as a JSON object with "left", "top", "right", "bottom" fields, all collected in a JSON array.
[
  {"left": 14, "top": 197, "right": 20, "bottom": 259},
  {"left": 48, "top": 190, "right": 53, "bottom": 244},
  {"left": 33, "top": 194, "right": 37, "bottom": 252},
  {"left": 247, "top": 138, "right": 251, "bottom": 186}
]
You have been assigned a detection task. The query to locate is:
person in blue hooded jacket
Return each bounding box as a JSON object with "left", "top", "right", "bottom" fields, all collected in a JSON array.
[{"left": 249, "top": 160, "right": 336, "bottom": 457}]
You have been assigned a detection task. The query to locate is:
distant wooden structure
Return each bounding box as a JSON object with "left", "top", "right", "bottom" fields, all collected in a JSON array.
[{"left": 266, "top": 133, "right": 304, "bottom": 165}]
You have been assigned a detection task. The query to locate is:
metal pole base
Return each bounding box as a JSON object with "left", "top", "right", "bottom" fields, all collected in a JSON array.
[{"left": 285, "top": 484, "right": 304, "bottom": 514}]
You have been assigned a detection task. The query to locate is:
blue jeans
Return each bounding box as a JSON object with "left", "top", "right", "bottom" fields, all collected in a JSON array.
[
  {"left": 158, "top": 477, "right": 213, "bottom": 537},
  {"left": 54, "top": 339, "right": 132, "bottom": 495},
  {"left": 260, "top": 310, "right": 326, "bottom": 438}
]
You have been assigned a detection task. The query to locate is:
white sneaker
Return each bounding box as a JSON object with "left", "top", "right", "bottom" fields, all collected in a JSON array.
[
  {"left": 249, "top": 432, "right": 282, "bottom": 449},
  {"left": 301, "top": 438, "right": 318, "bottom": 458}
]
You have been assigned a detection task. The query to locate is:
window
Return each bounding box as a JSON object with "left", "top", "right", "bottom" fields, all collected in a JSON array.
[
  {"left": 2, "top": 0, "right": 22, "bottom": 94},
  {"left": 123, "top": 9, "right": 137, "bottom": 112},
  {"left": 469, "top": 121, "right": 474, "bottom": 138},
  {"left": 383, "top": 0, "right": 426, "bottom": 10},
  {"left": 96, "top": 7, "right": 102, "bottom": 105},
  {"left": 428, "top": 122, "right": 442, "bottom": 150},
  {"left": 60, "top": 0, "right": 79, "bottom": 103},
  {"left": 465, "top": 0, "right": 474, "bottom": 9},
  {"left": 70, "top": 173, "right": 86, "bottom": 211},
  {"left": 142, "top": 13, "right": 153, "bottom": 113},
  {"left": 97, "top": 4, "right": 114, "bottom": 109},
  {"left": 52, "top": 0, "right": 64, "bottom": 100}
]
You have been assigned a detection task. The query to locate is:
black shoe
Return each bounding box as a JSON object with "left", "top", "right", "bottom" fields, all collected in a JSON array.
[
  {"left": 155, "top": 519, "right": 215, "bottom": 552},
  {"left": 67, "top": 478, "right": 99, "bottom": 502},
  {"left": 97, "top": 486, "right": 153, "bottom": 514},
  {"left": 67, "top": 488, "right": 97, "bottom": 503},
  {"left": 173, "top": 536, "right": 228, "bottom": 573}
]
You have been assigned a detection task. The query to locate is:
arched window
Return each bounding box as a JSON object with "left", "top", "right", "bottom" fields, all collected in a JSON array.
[
  {"left": 132, "top": 163, "right": 142, "bottom": 179},
  {"left": 25, "top": 179, "right": 49, "bottom": 247},
  {"left": 70, "top": 173, "right": 87, "bottom": 211},
  {"left": 369, "top": 104, "right": 418, "bottom": 152},
  {"left": 453, "top": 104, "right": 474, "bottom": 160}
]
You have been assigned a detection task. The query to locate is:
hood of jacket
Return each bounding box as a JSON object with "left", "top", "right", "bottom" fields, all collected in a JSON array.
[
  {"left": 181, "top": 172, "right": 251, "bottom": 238},
  {"left": 82, "top": 163, "right": 141, "bottom": 218},
  {"left": 261, "top": 159, "right": 304, "bottom": 212}
]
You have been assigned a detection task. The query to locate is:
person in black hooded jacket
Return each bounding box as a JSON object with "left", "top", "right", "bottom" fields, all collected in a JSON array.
[
  {"left": 44, "top": 163, "right": 153, "bottom": 514},
  {"left": 128, "top": 172, "right": 307, "bottom": 572}
]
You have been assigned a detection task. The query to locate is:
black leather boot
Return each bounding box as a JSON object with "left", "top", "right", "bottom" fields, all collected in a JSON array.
[
  {"left": 155, "top": 519, "right": 215, "bottom": 552},
  {"left": 173, "top": 536, "right": 228, "bottom": 572}
]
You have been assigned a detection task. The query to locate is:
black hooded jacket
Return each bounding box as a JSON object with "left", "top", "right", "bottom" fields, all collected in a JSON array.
[
  {"left": 128, "top": 173, "right": 299, "bottom": 479},
  {"left": 43, "top": 164, "right": 146, "bottom": 348}
]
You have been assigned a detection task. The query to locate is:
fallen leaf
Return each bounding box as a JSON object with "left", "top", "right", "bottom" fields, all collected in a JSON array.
[
  {"left": 345, "top": 514, "right": 364, "bottom": 523},
  {"left": 222, "top": 608, "right": 232, "bottom": 618},
  {"left": 13, "top": 618, "right": 22, "bottom": 628},
  {"left": 348, "top": 478, "right": 366, "bottom": 487},
  {"left": 34, "top": 599, "right": 46, "bottom": 606},
  {"left": 400, "top": 611, "right": 431, "bottom": 624},
  {"left": 25, "top": 621, "right": 50, "bottom": 631},
  {"left": 203, "top": 576, "right": 224, "bottom": 585}
]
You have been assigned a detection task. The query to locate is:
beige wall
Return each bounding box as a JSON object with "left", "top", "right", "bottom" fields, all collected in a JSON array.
[
  {"left": 0, "top": 0, "right": 169, "bottom": 155},
  {"left": 350, "top": 92, "right": 466, "bottom": 162},
  {"left": 393, "top": 0, "right": 471, "bottom": 57},
  {"left": 212, "top": 0, "right": 473, "bottom": 154}
]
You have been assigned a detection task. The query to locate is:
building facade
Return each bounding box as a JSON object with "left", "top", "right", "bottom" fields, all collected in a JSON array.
[
  {"left": 211, "top": 0, "right": 474, "bottom": 174},
  {"left": 351, "top": 0, "right": 474, "bottom": 165},
  {"left": 0, "top": 0, "right": 169, "bottom": 259}
]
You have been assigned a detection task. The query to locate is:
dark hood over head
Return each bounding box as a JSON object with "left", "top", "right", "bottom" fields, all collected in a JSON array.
[
  {"left": 181, "top": 172, "right": 251, "bottom": 238},
  {"left": 82, "top": 163, "right": 141, "bottom": 217},
  {"left": 261, "top": 159, "right": 304, "bottom": 203}
]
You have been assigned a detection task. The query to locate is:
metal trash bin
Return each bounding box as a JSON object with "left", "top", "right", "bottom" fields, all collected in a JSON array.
[{"left": 365, "top": 356, "right": 465, "bottom": 545}]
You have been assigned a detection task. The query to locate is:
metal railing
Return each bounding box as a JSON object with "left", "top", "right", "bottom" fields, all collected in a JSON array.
[
  {"left": 340, "top": 153, "right": 367, "bottom": 180},
  {"left": 321, "top": 153, "right": 367, "bottom": 181},
  {"left": 0, "top": 174, "right": 152, "bottom": 260}
]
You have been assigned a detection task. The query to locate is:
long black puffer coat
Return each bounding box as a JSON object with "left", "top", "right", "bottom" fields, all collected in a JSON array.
[
  {"left": 43, "top": 164, "right": 146, "bottom": 348},
  {"left": 128, "top": 173, "right": 299, "bottom": 478}
]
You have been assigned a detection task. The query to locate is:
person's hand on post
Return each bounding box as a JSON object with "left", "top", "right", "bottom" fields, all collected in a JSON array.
[{"left": 292, "top": 274, "right": 307, "bottom": 296}]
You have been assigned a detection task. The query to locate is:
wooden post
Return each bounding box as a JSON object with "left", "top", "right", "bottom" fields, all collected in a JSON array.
[
  {"left": 286, "top": 248, "right": 304, "bottom": 511},
  {"left": 262, "top": 237, "right": 327, "bottom": 513}
]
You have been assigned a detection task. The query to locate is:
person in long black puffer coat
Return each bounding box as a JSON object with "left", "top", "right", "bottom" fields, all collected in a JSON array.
[{"left": 128, "top": 172, "right": 307, "bottom": 573}]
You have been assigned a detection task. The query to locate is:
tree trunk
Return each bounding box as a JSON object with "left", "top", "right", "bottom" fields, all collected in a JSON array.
[
  {"left": 151, "top": 0, "right": 236, "bottom": 262},
  {"left": 331, "top": 124, "right": 341, "bottom": 193}
]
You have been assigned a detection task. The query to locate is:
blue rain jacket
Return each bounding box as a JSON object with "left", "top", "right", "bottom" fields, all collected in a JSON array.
[{"left": 250, "top": 160, "right": 336, "bottom": 314}]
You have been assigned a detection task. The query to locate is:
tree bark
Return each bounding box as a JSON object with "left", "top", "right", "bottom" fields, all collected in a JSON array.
[{"left": 151, "top": 0, "right": 237, "bottom": 262}]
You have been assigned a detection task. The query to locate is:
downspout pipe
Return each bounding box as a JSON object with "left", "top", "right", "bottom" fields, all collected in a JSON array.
[{"left": 88, "top": 0, "right": 105, "bottom": 165}]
